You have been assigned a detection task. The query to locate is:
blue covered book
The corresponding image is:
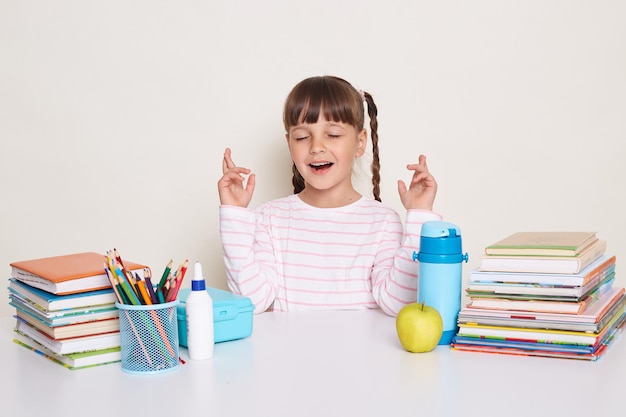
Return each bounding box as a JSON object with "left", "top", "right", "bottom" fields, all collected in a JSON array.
[{"left": 8, "top": 278, "right": 117, "bottom": 311}]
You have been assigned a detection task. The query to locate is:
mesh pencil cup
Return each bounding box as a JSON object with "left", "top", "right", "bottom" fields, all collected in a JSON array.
[{"left": 116, "top": 300, "right": 180, "bottom": 375}]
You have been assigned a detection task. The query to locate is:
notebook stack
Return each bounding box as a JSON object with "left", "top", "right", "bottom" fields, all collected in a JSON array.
[
  {"left": 451, "top": 232, "right": 626, "bottom": 361},
  {"left": 7, "top": 252, "right": 148, "bottom": 370}
]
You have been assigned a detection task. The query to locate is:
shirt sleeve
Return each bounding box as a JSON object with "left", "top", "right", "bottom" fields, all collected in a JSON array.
[
  {"left": 371, "top": 209, "right": 443, "bottom": 316},
  {"left": 219, "top": 205, "right": 278, "bottom": 313}
]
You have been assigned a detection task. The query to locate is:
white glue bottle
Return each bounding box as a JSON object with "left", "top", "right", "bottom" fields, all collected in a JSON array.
[{"left": 185, "top": 261, "right": 214, "bottom": 360}]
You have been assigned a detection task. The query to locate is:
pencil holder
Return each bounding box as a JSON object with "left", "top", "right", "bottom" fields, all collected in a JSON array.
[{"left": 116, "top": 301, "right": 180, "bottom": 375}]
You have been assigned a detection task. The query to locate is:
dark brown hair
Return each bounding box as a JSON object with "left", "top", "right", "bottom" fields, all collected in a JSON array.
[{"left": 283, "top": 76, "right": 381, "bottom": 202}]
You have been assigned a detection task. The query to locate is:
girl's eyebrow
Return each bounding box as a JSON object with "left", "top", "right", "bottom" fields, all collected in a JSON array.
[
  {"left": 325, "top": 122, "right": 345, "bottom": 127},
  {"left": 316, "top": 121, "right": 349, "bottom": 129},
  {"left": 290, "top": 120, "right": 348, "bottom": 130}
]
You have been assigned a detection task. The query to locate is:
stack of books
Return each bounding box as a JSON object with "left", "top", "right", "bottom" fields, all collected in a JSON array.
[
  {"left": 8, "top": 252, "right": 148, "bottom": 370},
  {"left": 451, "top": 232, "right": 626, "bottom": 361}
]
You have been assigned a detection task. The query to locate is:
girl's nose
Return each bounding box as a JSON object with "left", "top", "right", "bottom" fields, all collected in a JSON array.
[{"left": 309, "top": 136, "right": 326, "bottom": 154}]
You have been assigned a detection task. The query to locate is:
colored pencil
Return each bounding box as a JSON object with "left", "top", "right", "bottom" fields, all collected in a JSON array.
[
  {"left": 103, "top": 263, "right": 123, "bottom": 303},
  {"left": 143, "top": 268, "right": 159, "bottom": 304},
  {"left": 167, "top": 259, "right": 188, "bottom": 302},
  {"left": 135, "top": 273, "right": 153, "bottom": 305},
  {"left": 158, "top": 260, "right": 173, "bottom": 289}
]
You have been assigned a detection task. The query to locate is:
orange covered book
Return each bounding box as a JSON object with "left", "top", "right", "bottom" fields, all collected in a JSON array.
[{"left": 10, "top": 252, "right": 148, "bottom": 295}]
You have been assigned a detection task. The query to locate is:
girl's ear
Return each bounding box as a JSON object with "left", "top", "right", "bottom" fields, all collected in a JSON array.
[{"left": 356, "top": 128, "right": 367, "bottom": 157}]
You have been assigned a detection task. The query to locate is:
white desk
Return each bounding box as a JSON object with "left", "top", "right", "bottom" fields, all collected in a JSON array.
[{"left": 4, "top": 310, "right": 625, "bottom": 417}]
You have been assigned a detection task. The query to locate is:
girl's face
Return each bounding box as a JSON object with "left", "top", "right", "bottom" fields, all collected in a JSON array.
[{"left": 286, "top": 113, "right": 366, "bottom": 207}]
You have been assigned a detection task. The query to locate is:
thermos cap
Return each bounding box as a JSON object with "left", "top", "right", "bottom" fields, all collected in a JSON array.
[
  {"left": 417, "top": 221, "right": 465, "bottom": 263},
  {"left": 420, "top": 221, "right": 462, "bottom": 239}
]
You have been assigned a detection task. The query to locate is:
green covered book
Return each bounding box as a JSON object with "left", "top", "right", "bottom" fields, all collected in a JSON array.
[
  {"left": 13, "top": 330, "right": 120, "bottom": 370},
  {"left": 485, "top": 231, "right": 597, "bottom": 257}
]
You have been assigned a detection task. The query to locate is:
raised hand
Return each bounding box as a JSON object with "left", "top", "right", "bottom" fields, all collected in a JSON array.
[
  {"left": 217, "top": 148, "right": 256, "bottom": 207},
  {"left": 397, "top": 154, "right": 437, "bottom": 211}
]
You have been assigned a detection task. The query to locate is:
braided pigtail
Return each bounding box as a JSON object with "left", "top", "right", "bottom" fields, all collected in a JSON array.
[
  {"left": 363, "top": 92, "right": 381, "bottom": 202},
  {"left": 292, "top": 163, "right": 305, "bottom": 194}
]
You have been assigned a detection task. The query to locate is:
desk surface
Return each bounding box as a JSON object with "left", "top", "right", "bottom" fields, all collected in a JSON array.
[{"left": 3, "top": 310, "right": 625, "bottom": 417}]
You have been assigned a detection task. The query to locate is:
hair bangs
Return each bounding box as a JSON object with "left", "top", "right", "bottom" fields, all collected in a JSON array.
[{"left": 283, "top": 76, "right": 364, "bottom": 130}]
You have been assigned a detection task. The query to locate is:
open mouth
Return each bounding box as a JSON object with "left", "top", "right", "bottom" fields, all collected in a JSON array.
[{"left": 310, "top": 162, "right": 333, "bottom": 171}]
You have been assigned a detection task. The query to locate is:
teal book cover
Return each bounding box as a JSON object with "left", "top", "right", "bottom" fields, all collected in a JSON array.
[{"left": 8, "top": 278, "right": 116, "bottom": 311}]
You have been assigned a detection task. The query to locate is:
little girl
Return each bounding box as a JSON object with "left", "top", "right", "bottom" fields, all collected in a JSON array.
[{"left": 218, "top": 75, "right": 441, "bottom": 316}]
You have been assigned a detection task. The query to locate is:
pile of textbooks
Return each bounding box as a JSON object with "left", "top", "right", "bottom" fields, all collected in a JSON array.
[
  {"left": 8, "top": 252, "right": 148, "bottom": 370},
  {"left": 451, "top": 231, "right": 626, "bottom": 361}
]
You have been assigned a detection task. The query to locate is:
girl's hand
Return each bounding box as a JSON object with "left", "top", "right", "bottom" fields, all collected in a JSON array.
[
  {"left": 397, "top": 154, "right": 438, "bottom": 211},
  {"left": 217, "top": 148, "right": 256, "bottom": 207}
]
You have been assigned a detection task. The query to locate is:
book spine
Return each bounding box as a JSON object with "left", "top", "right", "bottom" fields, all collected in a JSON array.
[
  {"left": 468, "top": 299, "right": 582, "bottom": 314},
  {"left": 581, "top": 256, "right": 616, "bottom": 285},
  {"left": 577, "top": 240, "right": 608, "bottom": 272}
]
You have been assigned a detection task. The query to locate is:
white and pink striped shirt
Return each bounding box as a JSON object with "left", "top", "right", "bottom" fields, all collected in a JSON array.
[{"left": 220, "top": 194, "right": 442, "bottom": 316}]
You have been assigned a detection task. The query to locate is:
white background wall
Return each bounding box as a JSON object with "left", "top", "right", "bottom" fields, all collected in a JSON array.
[{"left": 1, "top": 1, "right": 624, "bottom": 316}]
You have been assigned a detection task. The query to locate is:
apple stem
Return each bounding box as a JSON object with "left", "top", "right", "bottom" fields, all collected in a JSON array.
[{"left": 420, "top": 301, "right": 425, "bottom": 311}]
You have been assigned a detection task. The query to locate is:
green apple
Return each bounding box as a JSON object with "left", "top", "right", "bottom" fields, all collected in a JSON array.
[{"left": 395, "top": 302, "right": 443, "bottom": 353}]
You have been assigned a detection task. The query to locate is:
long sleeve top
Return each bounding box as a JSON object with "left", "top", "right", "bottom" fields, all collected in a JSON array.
[{"left": 220, "top": 194, "right": 442, "bottom": 316}]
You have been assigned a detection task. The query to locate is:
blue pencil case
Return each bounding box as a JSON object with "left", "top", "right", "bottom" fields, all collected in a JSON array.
[{"left": 176, "top": 287, "right": 254, "bottom": 346}]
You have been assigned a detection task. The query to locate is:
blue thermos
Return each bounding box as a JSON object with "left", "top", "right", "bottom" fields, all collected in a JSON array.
[{"left": 413, "top": 221, "right": 468, "bottom": 345}]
